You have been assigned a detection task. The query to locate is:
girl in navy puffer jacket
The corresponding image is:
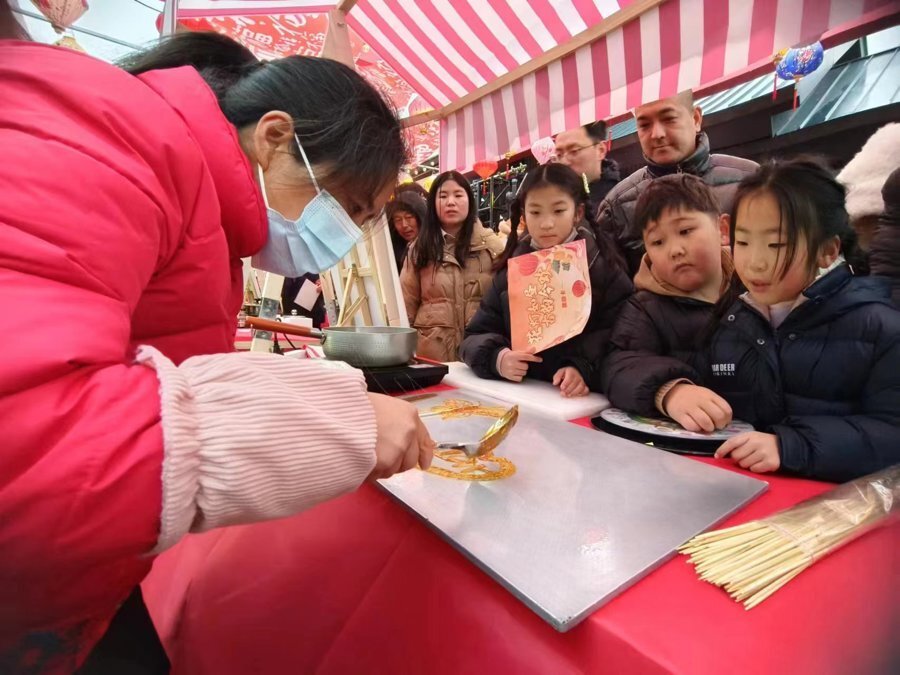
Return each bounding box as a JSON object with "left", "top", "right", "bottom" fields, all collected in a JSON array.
[{"left": 708, "top": 158, "right": 900, "bottom": 483}]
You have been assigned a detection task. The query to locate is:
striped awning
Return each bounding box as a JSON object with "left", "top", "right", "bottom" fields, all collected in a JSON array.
[
  {"left": 433, "top": 0, "right": 900, "bottom": 171},
  {"left": 163, "top": 1, "right": 899, "bottom": 171},
  {"left": 171, "top": 1, "right": 334, "bottom": 16}
]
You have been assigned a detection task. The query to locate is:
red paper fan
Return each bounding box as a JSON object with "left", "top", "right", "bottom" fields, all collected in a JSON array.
[{"left": 572, "top": 280, "right": 586, "bottom": 297}]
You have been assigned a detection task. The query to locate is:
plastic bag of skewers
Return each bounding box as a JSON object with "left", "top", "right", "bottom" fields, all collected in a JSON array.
[{"left": 679, "top": 464, "right": 899, "bottom": 609}]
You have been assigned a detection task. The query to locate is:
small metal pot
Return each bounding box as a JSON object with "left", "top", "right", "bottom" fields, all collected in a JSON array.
[{"left": 245, "top": 317, "right": 418, "bottom": 368}]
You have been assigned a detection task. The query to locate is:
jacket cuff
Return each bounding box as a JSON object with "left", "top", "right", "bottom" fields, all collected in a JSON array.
[
  {"left": 136, "top": 346, "right": 376, "bottom": 552},
  {"left": 655, "top": 378, "right": 694, "bottom": 416},
  {"left": 495, "top": 347, "right": 511, "bottom": 377},
  {"left": 771, "top": 424, "right": 807, "bottom": 475}
]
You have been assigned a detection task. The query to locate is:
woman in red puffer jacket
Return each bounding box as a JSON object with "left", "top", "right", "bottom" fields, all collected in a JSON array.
[{"left": 0, "top": 17, "right": 433, "bottom": 674}]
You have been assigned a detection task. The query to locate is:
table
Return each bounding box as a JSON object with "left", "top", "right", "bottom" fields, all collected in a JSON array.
[{"left": 142, "top": 385, "right": 899, "bottom": 675}]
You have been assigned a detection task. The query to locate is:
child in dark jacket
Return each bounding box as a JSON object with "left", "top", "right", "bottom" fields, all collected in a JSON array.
[
  {"left": 602, "top": 174, "right": 735, "bottom": 431},
  {"left": 709, "top": 158, "right": 900, "bottom": 482},
  {"left": 460, "top": 163, "right": 632, "bottom": 396}
]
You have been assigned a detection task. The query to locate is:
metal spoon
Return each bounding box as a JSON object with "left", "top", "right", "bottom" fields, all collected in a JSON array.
[{"left": 435, "top": 405, "right": 519, "bottom": 459}]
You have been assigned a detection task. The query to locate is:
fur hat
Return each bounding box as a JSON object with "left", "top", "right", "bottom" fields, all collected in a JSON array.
[{"left": 838, "top": 123, "right": 900, "bottom": 222}]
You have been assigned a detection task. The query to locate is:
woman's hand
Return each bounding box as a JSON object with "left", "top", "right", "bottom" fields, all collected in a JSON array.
[
  {"left": 552, "top": 367, "right": 588, "bottom": 397},
  {"left": 663, "top": 384, "right": 733, "bottom": 433},
  {"left": 716, "top": 432, "right": 781, "bottom": 473},
  {"left": 498, "top": 349, "right": 543, "bottom": 382},
  {"left": 366, "top": 393, "right": 435, "bottom": 480}
]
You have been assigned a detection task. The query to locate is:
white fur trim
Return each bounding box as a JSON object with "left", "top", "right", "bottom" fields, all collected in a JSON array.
[{"left": 838, "top": 123, "right": 900, "bottom": 221}]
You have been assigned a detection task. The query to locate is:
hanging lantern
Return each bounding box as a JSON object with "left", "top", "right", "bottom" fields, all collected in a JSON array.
[
  {"left": 774, "top": 42, "right": 824, "bottom": 109},
  {"left": 31, "top": 0, "right": 88, "bottom": 34},
  {"left": 530, "top": 137, "right": 556, "bottom": 165},
  {"left": 473, "top": 159, "right": 498, "bottom": 199},
  {"left": 473, "top": 159, "right": 498, "bottom": 180}
]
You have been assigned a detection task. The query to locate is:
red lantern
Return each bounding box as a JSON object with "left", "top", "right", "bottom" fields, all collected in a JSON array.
[
  {"left": 473, "top": 159, "right": 498, "bottom": 180},
  {"left": 32, "top": 0, "right": 88, "bottom": 33}
]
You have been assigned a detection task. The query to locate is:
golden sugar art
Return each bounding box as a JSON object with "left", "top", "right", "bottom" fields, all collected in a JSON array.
[{"left": 425, "top": 399, "right": 516, "bottom": 481}]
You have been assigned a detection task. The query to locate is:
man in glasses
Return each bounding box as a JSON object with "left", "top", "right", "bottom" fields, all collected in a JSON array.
[
  {"left": 554, "top": 121, "right": 621, "bottom": 225},
  {"left": 595, "top": 90, "right": 757, "bottom": 276}
]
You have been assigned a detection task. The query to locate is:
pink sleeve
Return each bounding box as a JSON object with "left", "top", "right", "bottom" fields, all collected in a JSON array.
[{"left": 136, "top": 347, "right": 377, "bottom": 551}]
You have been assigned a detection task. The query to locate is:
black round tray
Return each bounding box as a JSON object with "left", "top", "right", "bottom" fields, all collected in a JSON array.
[{"left": 590, "top": 416, "right": 722, "bottom": 456}]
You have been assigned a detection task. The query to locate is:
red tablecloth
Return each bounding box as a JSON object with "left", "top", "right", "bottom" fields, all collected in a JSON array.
[{"left": 143, "top": 387, "right": 899, "bottom": 675}]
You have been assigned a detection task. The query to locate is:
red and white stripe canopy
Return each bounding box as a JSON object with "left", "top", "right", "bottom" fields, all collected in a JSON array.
[
  {"left": 434, "top": 0, "right": 899, "bottom": 170},
  {"left": 164, "top": 1, "right": 900, "bottom": 171}
]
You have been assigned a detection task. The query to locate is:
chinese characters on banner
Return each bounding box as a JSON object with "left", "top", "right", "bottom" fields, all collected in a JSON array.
[{"left": 508, "top": 240, "right": 592, "bottom": 353}]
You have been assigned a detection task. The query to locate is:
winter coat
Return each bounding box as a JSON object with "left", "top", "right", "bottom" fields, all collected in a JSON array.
[
  {"left": 595, "top": 133, "right": 758, "bottom": 275},
  {"left": 1, "top": 42, "right": 378, "bottom": 673},
  {"left": 704, "top": 266, "right": 900, "bottom": 483},
  {"left": 401, "top": 223, "right": 506, "bottom": 361},
  {"left": 460, "top": 225, "right": 633, "bottom": 389},
  {"left": 586, "top": 158, "right": 621, "bottom": 224},
  {"left": 602, "top": 250, "right": 733, "bottom": 415},
  {"left": 871, "top": 166, "right": 900, "bottom": 305}
]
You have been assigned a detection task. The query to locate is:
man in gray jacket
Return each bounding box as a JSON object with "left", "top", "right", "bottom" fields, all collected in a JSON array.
[{"left": 596, "top": 91, "right": 758, "bottom": 275}]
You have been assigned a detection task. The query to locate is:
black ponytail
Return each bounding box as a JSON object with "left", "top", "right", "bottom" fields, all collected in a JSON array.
[
  {"left": 119, "top": 32, "right": 406, "bottom": 204},
  {"left": 119, "top": 31, "right": 259, "bottom": 100}
]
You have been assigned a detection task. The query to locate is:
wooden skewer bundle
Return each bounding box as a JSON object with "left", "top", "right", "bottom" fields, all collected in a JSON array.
[{"left": 679, "top": 465, "right": 899, "bottom": 610}]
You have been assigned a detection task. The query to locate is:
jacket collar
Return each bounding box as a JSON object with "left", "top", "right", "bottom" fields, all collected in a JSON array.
[
  {"left": 514, "top": 223, "right": 600, "bottom": 265},
  {"left": 736, "top": 264, "right": 891, "bottom": 326},
  {"left": 645, "top": 132, "right": 712, "bottom": 179},
  {"left": 137, "top": 67, "right": 268, "bottom": 260},
  {"left": 441, "top": 221, "right": 497, "bottom": 265},
  {"left": 588, "top": 159, "right": 621, "bottom": 191},
  {"left": 634, "top": 247, "right": 733, "bottom": 303}
]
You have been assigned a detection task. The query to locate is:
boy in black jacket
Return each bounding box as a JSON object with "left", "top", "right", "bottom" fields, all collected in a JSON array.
[{"left": 602, "top": 175, "right": 734, "bottom": 431}]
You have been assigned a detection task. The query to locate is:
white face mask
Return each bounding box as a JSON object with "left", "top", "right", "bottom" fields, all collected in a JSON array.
[{"left": 251, "top": 134, "right": 363, "bottom": 276}]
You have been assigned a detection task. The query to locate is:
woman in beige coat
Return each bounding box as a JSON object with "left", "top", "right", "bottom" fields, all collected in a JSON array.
[{"left": 401, "top": 171, "right": 505, "bottom": 361}]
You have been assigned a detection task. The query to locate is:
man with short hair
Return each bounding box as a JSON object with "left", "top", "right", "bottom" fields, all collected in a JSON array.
[
  {"left": 596, "top": 90, "right": 758, "bottom": 275},
  {"left": 554, "top": 121, "right": 621, "bottom": 220}
]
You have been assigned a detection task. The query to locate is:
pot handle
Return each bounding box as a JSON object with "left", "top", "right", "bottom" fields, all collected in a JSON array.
[{"left": 244, "top": 316, "right": 324, "bottom": 340}]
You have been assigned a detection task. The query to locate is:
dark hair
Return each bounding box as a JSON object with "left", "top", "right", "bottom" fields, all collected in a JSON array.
[
  {"left": 583, "top": 120, "right": 608, "bottom": 144},
  {"left": 730, "top": 157, "right": 868, "bottom": 280},
  {"left": 496, "top": 163, "right": 624, "bottom": 272},
  {"left": 396, "top": 182, "right": 429, "bottom": 199},
  {"left": 0, "top": 0, "right": 27, "bottom": 39},
  {"left": 414, "top": 171, "right": 478, "bottom": 270},
  {"left": 119, "top": 32, "right": 406, "bottom": 206},
  {"left": 634, "top": 174, "right": 721, "bottom": 233}
]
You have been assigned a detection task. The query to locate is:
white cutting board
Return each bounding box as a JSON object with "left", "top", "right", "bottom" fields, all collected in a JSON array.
[{"left": 443, "top": 362, "right": 610, "bottom": 420}]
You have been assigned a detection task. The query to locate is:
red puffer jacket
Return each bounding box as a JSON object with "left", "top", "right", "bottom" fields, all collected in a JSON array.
[{"left": 0, "top": 42, "right": 267, "bottom": 671}]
